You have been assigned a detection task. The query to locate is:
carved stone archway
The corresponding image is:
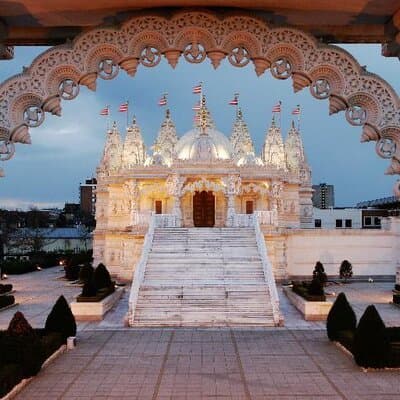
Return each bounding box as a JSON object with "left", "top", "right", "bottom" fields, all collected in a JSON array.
[{"left": 1, "top": 9, "right": 400, "bottom": 193}]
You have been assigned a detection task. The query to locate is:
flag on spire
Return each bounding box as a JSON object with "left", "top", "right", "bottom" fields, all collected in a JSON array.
[
  {"left": 158, "top": 94, "right": 167, "bottom": 106},
  {"left": 292, "top": 105, "right": 301, "bottom": 115},
  {"left": 100, "top": 106, "right": 109, "bottom": 116},
  {"left": 229, "top": 93, "right": 239, "bottom": 106},
  {"left": 272, "top": 101, "right": 282, "bottom": 113},
  {"left": 119, "top": 101, "right": 129, "bottom": 112},
  {"left": 192, "top": 83, "right": 202, "bottom": 94},
  {"left": 192, "top": 101, "right": 201, "bottom": 111}
]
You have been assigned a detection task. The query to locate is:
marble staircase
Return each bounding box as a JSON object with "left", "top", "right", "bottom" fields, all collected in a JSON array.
[{"left": 131, "top": 227, "right": 278, "bottom": 327}]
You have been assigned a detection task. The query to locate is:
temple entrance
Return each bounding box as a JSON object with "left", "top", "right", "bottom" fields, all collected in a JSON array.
[{"left": 193, "top": 191, "right": 215, "bottom": 227}]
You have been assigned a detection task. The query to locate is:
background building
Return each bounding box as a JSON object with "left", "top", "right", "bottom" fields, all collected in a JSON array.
[
  {"left": 80, "top": 178, "right": 97, "bottom": 216},
  {"left": 312, "top": 183, "right": 335, "bottom": 209}
]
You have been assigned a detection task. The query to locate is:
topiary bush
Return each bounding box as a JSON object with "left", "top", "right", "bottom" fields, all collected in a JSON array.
[
  {"left": 0, "top": 364, "right": 23, "bottom": 398},
  {"left": 45, "top": 295, "right": 76, "bottom": 340},
  {"left": 308, "top": 277, "right": 324, "bottom": 296},
  {"left": 339, "top": 260, "right": 353, "bottom": 282},
  {"left": 81, "top": 279, "right": 97, "bottom": 297},
  {"left": 64, "top": 264, "right": 80, "bottom": 281},
  {"left": 93, "top": 263, "right": 113, "bottom": 291},
  {"left": 326, "top": 292, "right": 357, "bottom": 342},
  {"left": 0, "top": 284, "right": 13, "bottom": 294},
  {"left": 353, "top": 305, "right": 391, "bottom": 368},
  {"left": 313, "top": 261, "right": 328, "bottom": 285},
  {"left": 7, "top": 311, "right": 35, "bottom": 337},
  {"left": 0, "top": 296, "right": 15, "bottom": 309},
  {"left": 2, "top": 312, "right": 44, "bottom": 378},
  {"left": 79, "top": 263, "right": 94, "bottom": 284}
]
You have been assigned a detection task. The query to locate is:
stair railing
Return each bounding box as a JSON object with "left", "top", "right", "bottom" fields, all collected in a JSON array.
[
  {"left": 154, "top": 213, "right": 178, "bottom": 228},
  {"left": 128, "top": 212, "right": 156, "bottom": 325},
  {"left": 253, "top": 212, "right": 282, "bottom": 325}
]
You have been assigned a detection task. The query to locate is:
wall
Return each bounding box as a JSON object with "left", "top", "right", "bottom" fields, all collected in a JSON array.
[
  {"left": 284, "top": 223, "right": 400, "bottom": 276},
  {"left": 313, "top": 207, "right": 362, "bottom": 229}
]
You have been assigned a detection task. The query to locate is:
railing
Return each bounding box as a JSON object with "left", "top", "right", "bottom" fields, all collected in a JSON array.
[
  {"left": 253, "top": 212, "right": 282, "bottom": 326},
  {"left": 154, "top": 214, "right": 178, "bottom": 228},
  {"left": 231, "top": 210, "right": 278, "bottom": 228},
  {"left": 232, "top": 213, "right": 254, "bottom": 227},
  {"left": 255, "top": 210, "right": 278, "bottom": 226},
  {"left": 131, "top": 211, "right": 151, "bottom": 227},
  {"left": 128, "top": 213, "right": 156, "bottom": 325}
]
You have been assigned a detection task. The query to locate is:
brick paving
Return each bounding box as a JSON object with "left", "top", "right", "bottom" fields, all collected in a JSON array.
[
  {"left": 12, "top": 328, "right": 400, "bottom": 400},
  {"left": 0, "top": 269, "right": 399, "bottom": 399}
]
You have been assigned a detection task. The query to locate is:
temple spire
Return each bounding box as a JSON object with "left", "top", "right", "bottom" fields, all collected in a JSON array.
[
  {"left": 99, "top": 121, "right": 122, "bottom": 171},
  {"left": 149, "top": 108, "right": 178, "bottom": 166},
  {"left": 122, "top": 116, "right": 146, "bottom": 168},
  {"left": 230, "top": 107, "right": 255, "bottom": 161},
  {"left": 261, "top": 115, "right": 286, "bottom": 169}
]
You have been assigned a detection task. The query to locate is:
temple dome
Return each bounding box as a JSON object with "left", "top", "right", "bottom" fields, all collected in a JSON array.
[{"left": 175, "top": 127, "right": 232, "bottom": 161}]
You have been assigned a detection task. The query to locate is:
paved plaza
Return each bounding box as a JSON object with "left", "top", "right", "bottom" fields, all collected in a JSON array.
[{"left": 0, "top": 268, "right": 399, "bottom": 399}]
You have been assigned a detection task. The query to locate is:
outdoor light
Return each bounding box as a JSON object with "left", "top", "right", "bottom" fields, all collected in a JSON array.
[{"left": 2, "top": 274, "right": 7, "bottom": 279}]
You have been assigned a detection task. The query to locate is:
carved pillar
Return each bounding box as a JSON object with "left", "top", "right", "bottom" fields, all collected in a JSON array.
[
  {"left": 124, "top": 179, "right": 139, "bottom": 226},
  {"left": 270, "top": 180, "right": 283, "bottom": 225},
  {"left": 166, "top": 174, "right": 186, "bottom": 227},
  {"left": 224, "top": 175, "right": 241, "bottom": 227}
]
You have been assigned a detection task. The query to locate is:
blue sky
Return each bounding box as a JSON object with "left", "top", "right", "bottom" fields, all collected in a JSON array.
[{"left": 0, "top": 44, "right": 399, "bottom": 209}]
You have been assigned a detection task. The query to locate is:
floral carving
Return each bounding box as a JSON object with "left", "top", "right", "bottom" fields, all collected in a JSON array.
[
  {"left": 228, "top": 47, "right": 250, "bottom": 67},
  {"left": 140, "top": 46, "right": 161, "bottom": 67},
  {"left": 270, "top": 58, "right": 292, "bottom": 79},
  {"left": 183, "top": 42, "right": 206, "bottom": 63}
]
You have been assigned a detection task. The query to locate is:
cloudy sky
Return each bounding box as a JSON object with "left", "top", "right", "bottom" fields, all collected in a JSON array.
[{"left": 0, "top": 44, "right": 399, "bottom": 210}]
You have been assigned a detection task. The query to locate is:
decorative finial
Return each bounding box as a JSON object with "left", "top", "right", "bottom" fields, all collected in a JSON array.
[
  {"left": 237, "top": 108, "right": 243, "bottom": 120},
  {"left": 132, "top": 115, "right": 136, "bottom": 125},
  {"left": 271, "top": 115, "right": 276, "bottom": 127},
  {"left": 291, "top": 120, "right": 295, "bottom": 129},
  {"left": 166, "top": 108, "right": 170, "bottom": 119},
  {"left": 200, "top": 95, "right": 208, "bottom": 135}
]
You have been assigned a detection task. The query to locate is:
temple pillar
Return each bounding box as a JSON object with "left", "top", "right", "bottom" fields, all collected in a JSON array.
[
  {"left": 224, "top": 174, "right": 241, "bottom": 227},
  {"left": 166, "top": 174, "right": 186, "bottom": 227}
]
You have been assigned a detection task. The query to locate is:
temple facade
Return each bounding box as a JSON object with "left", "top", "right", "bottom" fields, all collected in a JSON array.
[{"left": 93, "top": 96, "right": 313, "bottom": 280}]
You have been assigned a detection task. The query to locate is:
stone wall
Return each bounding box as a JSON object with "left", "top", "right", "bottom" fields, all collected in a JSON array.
[{"left": 284, "top": 224, "right": 400, "bottom": 277}]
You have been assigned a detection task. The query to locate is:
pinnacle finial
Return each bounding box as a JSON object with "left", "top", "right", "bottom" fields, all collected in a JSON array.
[
  {"left": 132, "top": 115, "right": 137, "bottom": 125},
  {"left": 271, "top": 115, "right": 276, "bottom": 127},
  {"left": 237, "top": 108, "right": 243, "bottom": 120},
  {"left": 112, "top": 121, "right": 117, "bottom": 130},
  {"left": 166, "top": 108, "right": 170, "bottom": 119},
  {"left": 291, "top": 120, "right": 295, "bottom": 129}
]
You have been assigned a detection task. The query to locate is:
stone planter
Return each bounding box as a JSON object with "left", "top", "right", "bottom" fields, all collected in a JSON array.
[
  {"left": 70, "top": 287, "right": 124, "bottom": 321},
  {"left": 283, "top": 286, "right": 332, "bottom": 321}
]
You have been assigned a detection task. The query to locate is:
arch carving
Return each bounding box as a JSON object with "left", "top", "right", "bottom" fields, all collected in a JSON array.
[
  {"left": 182, "top": 178, "right": 226, "bottom": 195},
  {"left": 0, "top": 9, "right": 400, "bottom": 193}
]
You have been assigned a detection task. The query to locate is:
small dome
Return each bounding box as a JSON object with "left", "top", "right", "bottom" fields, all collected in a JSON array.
[
  {"left": 237, "top": 152, "right": 263, "bottom": 166},
  {"left": 175, "top": 127, "right": 232, "bottom": 161}
]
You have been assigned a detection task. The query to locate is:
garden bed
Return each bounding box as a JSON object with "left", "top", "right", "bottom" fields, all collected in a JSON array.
[
  {"left": 283, "top": 286, "right": 332, "bottom": 320},
  {"left": 70, "top": 287, "right": 124, "bottom": 321}
]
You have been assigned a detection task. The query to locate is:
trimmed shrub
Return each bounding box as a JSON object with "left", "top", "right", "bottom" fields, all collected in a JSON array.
[
  {"left": 326, "top": 292, "right": 357, "bottom": 341},
  {"left": 0, "top": 284, "right": 13, "bottom": 294},
  {"left": 0, "top": 335, "right": 44, "bottom": 378},
  {"left": 40, "top": 332, "right": 65, "bottom": 360},
  {"left": 64, "top": 264, "right": 80, "bottom": 281},
  {"left": 0, "top": 296, "right": 15, "bottom": 309},
  {"left": 45, "top": 295, "right": 76, "bottom": 340},
  {"left": 7, "top": 311, "right": 35, "bottom": 337},
  {"left": 339, "top": 260, "right": 353, "bottom": 282},
  {"left": 1, "top": 260, "right": 36, "bottom": 275},
  {"left": 313, "top": 261, "right": 328, "bottom": 285},
  {"left": 93, "top": 263, "right": 113, "bottom": 290},
  {"left": 81, "top": 279, "right": 97, "bottom": 297},
  {"left": 0, "top": 364, "right": 23, "bottom": 397},
  {"left": 308, "top": 277, "right": 324, "bottom": 296},
  {"left": 2, "top": 312, "right": 44, "bottom": 378},
  {"left": 79, "top": 263, "right": 94, "bottom": 284},
  {"left": 353, "top": 305, "right": 391, "bottom": 368}
]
